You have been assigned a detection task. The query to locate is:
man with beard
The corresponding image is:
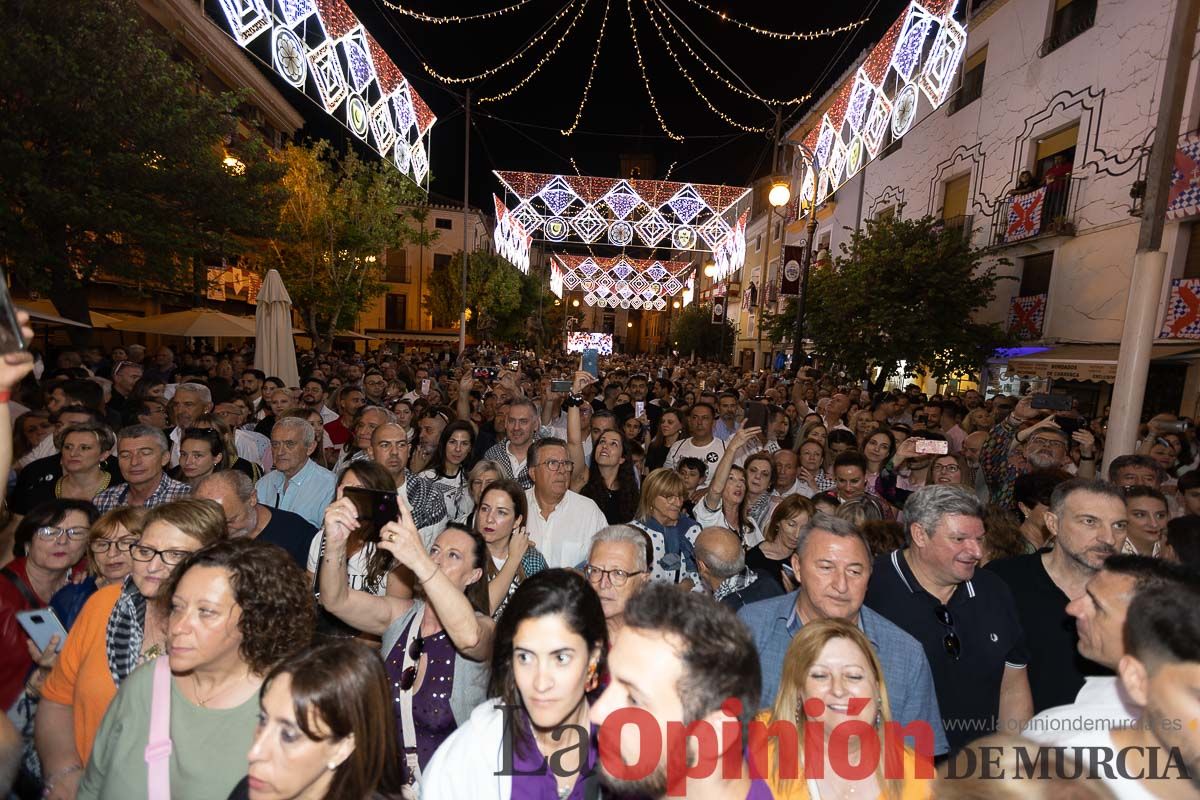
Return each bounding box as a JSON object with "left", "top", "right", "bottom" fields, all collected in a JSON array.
[
  {"left": 589, "top": 583, "right": 773, "bottom": 798},
  {"left": 1055, "top": 582, "right": 1200, "bottom": 796},
  {"left": 988, "top": 479, "right": 1126, "bottom": 712},
  {"left": 981, "top": 394, "right": 1095, "bottom": 513}
]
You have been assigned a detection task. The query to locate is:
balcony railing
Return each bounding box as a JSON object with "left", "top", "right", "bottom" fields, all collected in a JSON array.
[
  {"left": 988, "top": 178, "right": 1081, "bottom": 248},
  {"left": 1037, "top": 2, "right": 1096, "bottom": 57},
  {"left": 1008, "top": 293, "right": 1048, "bottom": 340}
]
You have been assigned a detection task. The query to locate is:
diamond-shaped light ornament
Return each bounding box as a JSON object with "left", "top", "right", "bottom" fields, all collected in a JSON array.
[
  {"left": 645, "top": 264, "right": 668, "bottom": 282},
  {"left": 612, "top": 261, "right": 634, "bottom": 280},
  {"left": 409, "top": 139, "right": 428, "bottom": 184},
  {"left": 666, "top": 186, "right": 707, "bottom": 224},
  {"left": 538, "top": 177, "right": 579, "bottom": 216},
  {"left": 635, "top": 210, "right": 671, "bottom": 246},
  {"left": 571, "top": 206, "right": 606, "bottom": 243},
  {"left": 602, "top": 188, "right": 643, "bottom": 220},
  {"left": 663, "top": 277, "right": 683, "bottom": 295},
  {"left": 653, "top": 298, "right": 667, "bottom": 310}
]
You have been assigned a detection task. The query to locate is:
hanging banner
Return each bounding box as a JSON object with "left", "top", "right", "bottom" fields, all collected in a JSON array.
[
  {"left": 1167, "top": 133, "right": 1200, "bottom": 221},
  {"left": 711, "top": 294, "right": 727, "bottom": 324},
  {"left": 1161, "top": 278, "right": 1200, "bottom": 339},
  {"left": 781, "top": 245, "right": 804, "bottom": 296}
]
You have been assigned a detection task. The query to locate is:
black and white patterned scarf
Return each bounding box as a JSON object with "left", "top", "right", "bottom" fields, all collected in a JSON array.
[
  {"left": 404, "top": 472, "right": 449, "bottom": 531},
  {"left": 104, "top": 576, "right": 148, "bottom": 686},
  {"left": 713, "top": 567, "right": 760, "bottom": 603}
]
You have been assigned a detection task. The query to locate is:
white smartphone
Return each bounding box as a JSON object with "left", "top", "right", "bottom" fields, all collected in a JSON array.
[
  {"left": 420, "top": 379, "right": 431, "bottom": 395},
  {"left": 635, "top": 401, "right": 645, "bottom": 419},
  {"left": 17, "top": 608, "right": 67, "bottom": 654}
]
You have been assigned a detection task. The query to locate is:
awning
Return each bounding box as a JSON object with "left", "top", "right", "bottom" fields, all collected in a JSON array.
[
  {"left": 18, "top": 301, "right": 124, "bottom": 329},
  {"left": 367, "top": 330, "right": 461, "bottom": 344},
  {"left": 1002, "top": 342, "right": 1200, "bottom": 383}
]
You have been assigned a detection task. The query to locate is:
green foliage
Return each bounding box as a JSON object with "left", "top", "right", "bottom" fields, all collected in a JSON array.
[
  {"left": 425, "top": 250, "right": 524, "bottom": 340},
  {"left": 673, "top": 304, "right": 735, "bottom": 361},
  {"left": 766, "top": 210, "right": 1012, "bottom": 390},
  {"left": 265, "top": 141, "right": 431, "bottom": 350},
  {"left": 0, "top": 0, "right": 284, "bottom": 324}
]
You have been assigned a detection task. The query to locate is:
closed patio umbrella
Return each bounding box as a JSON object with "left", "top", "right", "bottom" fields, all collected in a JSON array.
[{"left": 254, "top": 269, "right": 299, "bottom": 387}]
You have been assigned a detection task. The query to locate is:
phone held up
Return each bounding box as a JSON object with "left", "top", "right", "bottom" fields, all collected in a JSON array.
[
  {"left": 745, "top": 401, "right": 769, "bottom": 432},
  {"left": 581, "top": 349, "right": 599, "bottom": 379},
  {"left": 1031, "top": 393, "right": 1074, "bottom": 412},
  {"left": 551, "top": 379, "right": 573, "bottom": 394},
  {"left": 17, "top": 608, "right": 67, "bottom": 654},
  {"left": 0, "top": 267, "right": 27, "bottom": 356},
  {"left": 343, "top": 486, "right": 400, "bottom": 542},
  {"left": 913, "top": 439, "right": 949, "bottom": 456}
]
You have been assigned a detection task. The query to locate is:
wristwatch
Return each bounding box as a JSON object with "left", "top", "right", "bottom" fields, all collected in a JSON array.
[{"left": 562, "top": 394, "right": 583, "bottom": 409}]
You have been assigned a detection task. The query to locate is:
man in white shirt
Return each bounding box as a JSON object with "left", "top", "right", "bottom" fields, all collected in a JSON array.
[
  {"left": 168, "top": 382, "right": 212, "bottom": 467},
  {"left": 1024, "top": 555, "right": 1199, "bottom": 744},
  {"left": 524, "top": 437, "right": 606, "bottom": 569},
  {"left": 663, "top": 402, "right": 724, "bottom": 487},
  {"left": 1054, "top": 579, "right": 1200, "bottom": 797}
]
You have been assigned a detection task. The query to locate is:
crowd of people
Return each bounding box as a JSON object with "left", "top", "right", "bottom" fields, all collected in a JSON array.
[{"left": 0, "top": 328, "right": 1199, "bottom": 799}]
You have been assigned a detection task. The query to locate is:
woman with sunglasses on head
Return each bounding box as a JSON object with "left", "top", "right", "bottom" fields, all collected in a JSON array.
[
  {"left": 173, "top": 427, "right": 228, "bottom": 488},
  {"left": 50, "top": 507, "right": 146, "bottom": 631},
  {"left": 229, "top": 639, "right": 408, "bottom": 800},
  {"left": 422, "top": 569, "right": 607, "bottom": 800},
  {"left": 420, "top": 420, "right": 478, "bottom": 524},
  {"left": 35, "top": 500, "right": 226, "bottom": 800},
  {"left": 192, "top": 413, "right": 264, "bottom": 484},
  {"left": 320, "top": 494, "right": 493, "bottom": 785}
]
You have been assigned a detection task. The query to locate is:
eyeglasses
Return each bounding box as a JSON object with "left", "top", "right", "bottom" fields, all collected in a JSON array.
[
  {"left": 537, "top": 459, "right": 574, "bottom": 472},
  {"left": 584, "top": 565, "right": 645, "bottom": 587},
  {"left": 931, "top": 464, "right": 961, "bottom": 474},
  {"left": 934, "top": 604, "right": 961, "bottom": 660},
  {"left": 270, "top": 440, "right": 303, "bottom": 451},
  {"left": 398, "top": 635, "right": 424, "bottom": 691},
  {"left": 1029, "top": 436, "right": 1067, "bottom": 449},
  {"left": 90, "top": 537, "right": 138, "bottom": 554},
  {"left": 35, "top": 526, "right": 89, "bottom": 541},
  {"left": 129, "top": 544, "right": 192, "bottom": 566}
]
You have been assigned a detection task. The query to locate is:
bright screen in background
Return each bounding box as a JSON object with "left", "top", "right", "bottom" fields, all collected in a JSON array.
[{"left": 566, "top": 332, "right": 613, "bottom": 354}]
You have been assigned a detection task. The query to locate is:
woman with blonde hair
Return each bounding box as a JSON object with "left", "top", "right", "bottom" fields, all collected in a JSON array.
[
  {"left": 629, "top": 468, "right": 700, "bottom": 586},
  {"left": 50, "top": 506, "right": 147, "bottom": 630},
  {"left": 758, "top": 618, "right": 933, "bottom": 800}
]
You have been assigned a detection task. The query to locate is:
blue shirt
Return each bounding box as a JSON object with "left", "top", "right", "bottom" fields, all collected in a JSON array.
[
  {"left": 737, "top": 590, "right": 949, "bottom": 756},
  {"left": 255, "top": 459, "right": 336, "bottom": 528}
]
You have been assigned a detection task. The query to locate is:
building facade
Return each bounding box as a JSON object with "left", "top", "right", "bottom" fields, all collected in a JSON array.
[{"left": 782, "top": 0, "right": 1200, "bottom": 417}]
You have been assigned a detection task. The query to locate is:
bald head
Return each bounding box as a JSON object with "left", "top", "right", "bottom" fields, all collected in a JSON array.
[
  {"left": 961, "top": 430, "right": 988, "bottom": 465},
  {"left": 369, "top": 422, "right": 411, "bottom": 481},
  {"left": 695, "top": 527, "right": 745, "bottom": 591}
]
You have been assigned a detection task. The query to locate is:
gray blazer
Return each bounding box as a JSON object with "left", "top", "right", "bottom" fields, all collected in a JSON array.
[{"left": 380, "top": 599, "right": 490, "bottom": 726}]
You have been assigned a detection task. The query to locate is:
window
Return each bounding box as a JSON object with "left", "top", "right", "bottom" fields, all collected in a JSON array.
[
  {"left": 952, "top": 46, "right": 986, "bottom": 112},
  {"left": 1034, "top": 124, "right": 1078, "bottom": 178},
  {"left": 384, "top": 249, "right": 409, "bottom": 283},
  {"left": 1183, "top": 223, "right": 1200, "bottom": 279},
  {"left": 433, "top": 253, "right": 453, "bottom": 271},
  {"left": 876, "top": 205, "right": 896, "bottom": 220},
  {"left": 385, "top": 294, "right": 407, "bottom": 330},
  {"left": 773, "top": 222, "right": 781, "bottom": 241},
  {"left": 1041, "top": 0, "right": 1096, "bottom": 55},
  {"left": 942, "top": 174, "right": 970, "bottom": 221},
  {"left": 1019, "top": 253, "right": 1054, "bottom": 296},
  {"left": 434, "top": 217, "right": 453, "bottom": 231},
  {"left": 755, "top": 235, "right": 762, "bottom": 252}
]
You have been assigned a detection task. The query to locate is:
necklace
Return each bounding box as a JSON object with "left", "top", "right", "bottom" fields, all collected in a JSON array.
[
  {"left": 191, "top": 672, "right": 243, "bottom": 707},
  {"left": 55, "top": 471, "right": 111, "bottom": 498}
]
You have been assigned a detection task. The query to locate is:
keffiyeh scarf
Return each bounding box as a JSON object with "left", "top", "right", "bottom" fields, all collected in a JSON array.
[{"left": 105, "top": 576, "right": 148, "bottom": 686}]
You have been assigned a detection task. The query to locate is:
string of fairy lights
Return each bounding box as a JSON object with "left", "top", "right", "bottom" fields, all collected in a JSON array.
[
  {"left": 478, "top": 0, "right": 594, "bottom": 102},
  {"left": 560, "top": 0, "right": 612, "bottom": 135},
  {"left": 385, "top": 0, "right": 868, "bottom": 141}
]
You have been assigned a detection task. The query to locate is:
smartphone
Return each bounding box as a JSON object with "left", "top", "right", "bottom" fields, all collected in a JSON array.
[
  {"left": 913, "top": 439, "right": 949, "bottom": 455},
  {"left": 634, "top": 400, "right": 646, "bottom": 419},
  {"left": 745, "top": 401, "right": 769, "bottom": 431},
  {"left": 1056, "top": 416, "right": 1085, "bottom": 436},
  {"left": 420, "top": 379, "right": 431, "bottom": 396},
  {"left": 581, "top": 349, "right": 599, "bottom": 378},
  {"left": 1032, "top": 393, "right": 1073, "bottom": 412},
  {"left": 508, "top": 360, "right": 519, "bottom": 371},
  {"left": 0, "top": 268, "right": 27, "bottom": 355},
  {"left": 343, "top": 487, "right": 400, "bottom": 541},
  {"left": 551, "top": 379, "right": 572, "bottom": 393},
  {"left": 17, "top": 608, "right": 67, "bottom": 654}
]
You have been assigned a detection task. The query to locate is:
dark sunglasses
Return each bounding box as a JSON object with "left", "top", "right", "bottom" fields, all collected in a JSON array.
[
  {"left": 398, "top": 635, "right": 425, "bottom": 691},
  {"left": 934, "top": 604, "right": 961, "bottom": 660}
]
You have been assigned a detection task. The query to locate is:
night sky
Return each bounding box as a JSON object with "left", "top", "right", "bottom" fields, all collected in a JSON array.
[{"left": 295, "top": 0, "right": 915, "bottom": 206}]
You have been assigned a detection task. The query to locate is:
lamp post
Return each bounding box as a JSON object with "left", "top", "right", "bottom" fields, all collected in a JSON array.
[{"left": 786, "top": 147, "right": 820, "bottom": 369}]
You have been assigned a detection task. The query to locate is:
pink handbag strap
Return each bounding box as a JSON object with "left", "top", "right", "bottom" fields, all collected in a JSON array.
[{"left": 145, "top": 656, "right": 173, "bottom": 800}]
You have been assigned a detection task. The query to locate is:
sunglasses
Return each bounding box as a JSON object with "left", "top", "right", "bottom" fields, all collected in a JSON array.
[
  {"left": 398, "top": 635, "right": 424, "bottom": 691},
  {"left": 934, "top": 604, "right": 961, "bottom": 660}
]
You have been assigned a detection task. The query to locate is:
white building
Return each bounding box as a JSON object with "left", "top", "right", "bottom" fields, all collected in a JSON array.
[{"left": 782, "top": 0, "right": 1200, "bottom": 418}]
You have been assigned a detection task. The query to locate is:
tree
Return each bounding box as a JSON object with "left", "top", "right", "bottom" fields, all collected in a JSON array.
[
  {"left": 766, "top": 210, "right": 1013, "bottom": 392},
  {"left": 425, "top": 250, "right": 524, "bottom": 341},
  {"left": 0, "top": 0, "right": 284, "bottom": 331},
  {"left": 265, "top": 141, "right": 431, "bottom": 350},
  {"left": 673, "top": 304, "right": 735, "bottom": 362}
]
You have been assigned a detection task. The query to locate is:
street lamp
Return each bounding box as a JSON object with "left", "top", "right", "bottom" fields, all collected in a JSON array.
[
  {"left": 703, "top": 262, "right": 716, "bottom": 278},
  {"left": 672, "top": 300, "right": 681, "bottom": 309},
  {"left": 756, "top": 178, "right": 792, "bottom": 372},
  {"left": 792, "top": 152, "right": 820, "bottom": 369},
  {"left": 768, "top": 176, "right": 792, "bottom": 209},
  {"left": 572, "top": 299, "right": 580, "bottom": 307}
]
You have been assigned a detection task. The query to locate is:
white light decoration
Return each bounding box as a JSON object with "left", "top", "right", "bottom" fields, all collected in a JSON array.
[
  {"left": 797, "top": 0, "right": 967, "bottom": 202},
  {"left": 210, "top": 0, "right": 435, "bottom": 189},
  {"left": 494, "top": 171, "right": 751, "bottom": 273},
  {"left": 549, "top": 259, "right": 564, "bottom": 299},
  {"left": 711, "top": 212, "right": 748, "bottom": 282},
  {"left": 552, "top": 255, "right": 692, "bottom": 306},
  {"left": 494, "top": 195, "right": 533, "bottom": 274}
]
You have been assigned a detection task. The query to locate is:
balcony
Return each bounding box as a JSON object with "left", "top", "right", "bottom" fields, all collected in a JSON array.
[
  {"left": 1008, "top": 293, "right": 1048, "bottom": 340},
  {"left": 988, "top": 178, "right": 1080, "bottom": 249},
  {"left": 937, "top": 214, "right": 975, "bottom": 243},
  {"left": 1037, "top": 0, "right": 1096, "bottom": 57}
]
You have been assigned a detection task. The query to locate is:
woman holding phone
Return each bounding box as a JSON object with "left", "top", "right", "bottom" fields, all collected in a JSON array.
[{"left": 319, "top": 495, "right": 493, "bottom": 784}]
